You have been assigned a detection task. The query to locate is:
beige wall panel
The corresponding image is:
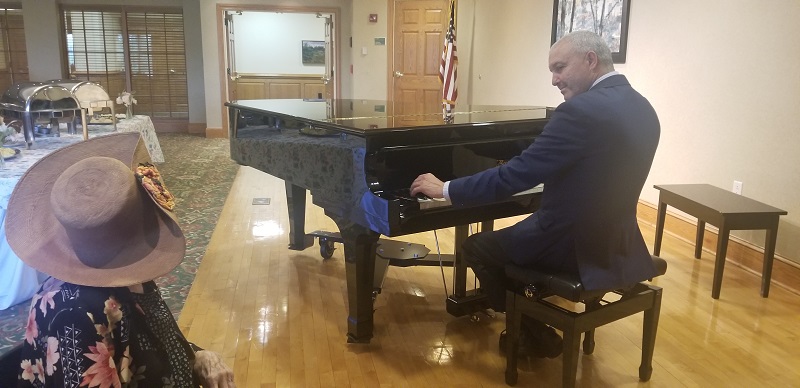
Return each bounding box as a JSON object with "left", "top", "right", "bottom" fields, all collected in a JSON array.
[
  {"left": 268, "top": 82, "right": 302, "bottom": 99},
  {"left": 304, "top": 83, "right": 326, "bottom": 99},
  {"left": 237, "top": 81, "right": 267, "bottom": 100}
]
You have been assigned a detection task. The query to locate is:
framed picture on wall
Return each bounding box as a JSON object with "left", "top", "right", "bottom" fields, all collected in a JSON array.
[
  {"left": 301, "top": 40, "right": 325, "bottom": 65},
  {"left": 551, "top": 0, "right": 631, "bottom": 63}
]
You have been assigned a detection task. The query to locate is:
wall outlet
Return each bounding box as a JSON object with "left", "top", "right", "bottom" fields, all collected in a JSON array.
[{"left": 733, "top": 180, "right": 743, "bottom": 195}]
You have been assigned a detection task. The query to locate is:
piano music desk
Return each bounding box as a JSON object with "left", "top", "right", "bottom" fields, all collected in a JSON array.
[{"left": 653, "top": 184, "right": 786, "bottom": 299}]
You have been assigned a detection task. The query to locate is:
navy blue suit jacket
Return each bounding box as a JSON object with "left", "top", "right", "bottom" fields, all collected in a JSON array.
[{"left": 448, "top": 75, "right": 660, "bottom": 290}]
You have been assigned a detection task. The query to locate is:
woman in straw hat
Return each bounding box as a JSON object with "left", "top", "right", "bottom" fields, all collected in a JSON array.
[{"left": 6, "top": 133, "right": 234, "bottom": 387}]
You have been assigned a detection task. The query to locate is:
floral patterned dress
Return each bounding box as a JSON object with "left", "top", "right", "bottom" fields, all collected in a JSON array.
[{"left": 16, "top": 278, "right": 199, "bottom": 388}]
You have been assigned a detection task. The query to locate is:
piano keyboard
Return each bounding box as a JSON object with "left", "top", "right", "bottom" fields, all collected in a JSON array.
[{"left": 389, "top": 184, "right": 544, "bottom": 211}]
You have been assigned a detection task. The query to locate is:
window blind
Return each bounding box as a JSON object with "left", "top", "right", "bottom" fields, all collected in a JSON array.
[
  {"left": 63, "top": 7, "right": 188, "bottom": 120},
  {"left": 0, "top": 6, "right": 28, "bottom": 94}
]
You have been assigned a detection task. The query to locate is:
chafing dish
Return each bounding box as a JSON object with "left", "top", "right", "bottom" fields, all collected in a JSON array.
[
  {"left": 0, "top": 82, "right": 81, "bottom": 148},
  {"left": 46, "top": 79, "right": 117, "bottom": 138}
]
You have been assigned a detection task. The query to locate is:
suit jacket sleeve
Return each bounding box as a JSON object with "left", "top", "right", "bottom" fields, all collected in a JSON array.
[{"left": 448, "top": 101, "right": 595, "bottom": 206}]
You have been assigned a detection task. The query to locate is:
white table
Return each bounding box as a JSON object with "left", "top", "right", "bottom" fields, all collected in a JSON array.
[
  {"left": 92, "top": 115, "right": 164, "bottom": 163},
  {"left": 0, "top": 116, "right": 164, "bottom": 309}
]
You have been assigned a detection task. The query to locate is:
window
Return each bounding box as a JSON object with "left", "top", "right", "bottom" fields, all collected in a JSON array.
[
  {"left": 63, "top": 7, "right": 187, "bottom": 120},
  {"left": 127, "top": 12, "right": 188, "bottom": 119},
  {"left": 0, "top": 6, "right": 28, "bottom": 93}
]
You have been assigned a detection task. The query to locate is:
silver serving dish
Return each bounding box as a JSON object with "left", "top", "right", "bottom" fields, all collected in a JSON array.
[
  {"left": 0, "top": 82, "right": 81, "bottom": 148},
  {"left": 45, "top": 79, "right": 118, "bottom": 137}
]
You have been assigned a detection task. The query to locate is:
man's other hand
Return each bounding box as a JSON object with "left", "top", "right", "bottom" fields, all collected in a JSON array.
[{"left": 410, "top": 173, "right": 445, "bottom": 199}]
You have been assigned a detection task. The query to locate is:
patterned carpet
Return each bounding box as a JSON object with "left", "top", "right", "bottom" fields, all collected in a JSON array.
[{"left": 0, "top": 133, "right": 240, "bottom": 356}]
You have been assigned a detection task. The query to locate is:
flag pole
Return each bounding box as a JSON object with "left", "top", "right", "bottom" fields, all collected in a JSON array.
[{"left": 440, "top": 0, "right": 458, "bottom": 121}]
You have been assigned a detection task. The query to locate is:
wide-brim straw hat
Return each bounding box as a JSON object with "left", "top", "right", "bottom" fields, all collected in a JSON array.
[{"left": 5, "top": 132, "right": 185, "bottom": 287}]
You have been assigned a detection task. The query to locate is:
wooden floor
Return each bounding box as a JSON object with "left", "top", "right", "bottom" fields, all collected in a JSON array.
[{"left": 177, "top": 166, "right": 800, "bottom": 387}]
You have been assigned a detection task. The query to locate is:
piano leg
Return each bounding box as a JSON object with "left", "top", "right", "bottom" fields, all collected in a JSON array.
[
  {"left": 332, "top": 217, "right": 381, "bottom": 343},
  {"left": 285, "top": 182, "right": 315, "bottom": 250}
]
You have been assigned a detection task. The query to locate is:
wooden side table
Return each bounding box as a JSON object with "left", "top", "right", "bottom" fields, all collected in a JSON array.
[{"left": 653, "top": 184, "right": 787, "bottom": 299}]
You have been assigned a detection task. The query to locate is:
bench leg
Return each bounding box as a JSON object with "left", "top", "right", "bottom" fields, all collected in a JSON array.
[
  {"left": 562, "top": 327, "right": 581, "bottom": 388},
  {"left": 653, "top": 200, "right": 667, "bottom": 255},
  {"left": 582, "top": 329, "right": 595, "bottom": 355},
  {"left": 582, "top": 300, "right": 600, "bottom": 355},
  {"left": 712, "top": 225, "right": 730, "bottom": 299},
  {"left": 639, "top": 287, "right": 663, "bottom": 381},
  {"left": 505, "top": 291, "right": 520, "bottom": 386},
  {"left": 695, "top": 220, "right": 706, "bottom": 259},
  {"left": 761, "top": 221, "right": 779, "bottom": 298}
]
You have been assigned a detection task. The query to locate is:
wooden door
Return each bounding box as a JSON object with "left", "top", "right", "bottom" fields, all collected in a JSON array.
[{"left": 390, "top": 0, "right": 449, "bottom": 126}]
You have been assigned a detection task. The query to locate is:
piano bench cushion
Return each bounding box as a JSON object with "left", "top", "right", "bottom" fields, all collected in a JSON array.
[{"left": 504, "top": 255, "right": 667, "bottom": 303}]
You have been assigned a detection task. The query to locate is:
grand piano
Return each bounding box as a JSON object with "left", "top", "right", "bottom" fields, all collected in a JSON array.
[{"left": 226, "top": 99, "right": 550, "bottom": 343}]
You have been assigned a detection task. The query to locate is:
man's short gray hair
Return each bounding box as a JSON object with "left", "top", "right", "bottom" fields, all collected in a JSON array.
[{"left": 556, "top": 30, "right": 614, "bottom": 68}]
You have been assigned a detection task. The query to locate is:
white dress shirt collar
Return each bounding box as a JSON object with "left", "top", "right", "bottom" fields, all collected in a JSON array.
[{"left": 590, "top": 71, "right": 619, "bottom": 89}]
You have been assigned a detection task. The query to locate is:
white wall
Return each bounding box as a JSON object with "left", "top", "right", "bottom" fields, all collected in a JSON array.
[
  {"left": 461, "top": 0, "right": 800, "bottom": 264},
  {"left": 631, "top": 1, "right": 800, "bottom": 263},
  {"left": 234, "top": 12, "right": 327, "bottom": 74},
  {"left": 350, "top": 0, "right": 388, "bottom": 99},
  {"left": 183, "top": 0, "right": 206, "bottom": 125},
  {"left": 21, "top": 1, "right": 65, "bottom": 80}
]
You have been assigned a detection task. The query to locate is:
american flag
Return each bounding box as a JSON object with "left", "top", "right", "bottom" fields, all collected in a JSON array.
[{"left": 440, "top": 0, "right": 458, "bottom": 117}]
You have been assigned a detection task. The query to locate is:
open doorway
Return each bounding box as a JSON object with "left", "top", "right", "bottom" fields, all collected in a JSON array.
[{"left": 219, "top": 5, "right": 339, "bottom": 134}]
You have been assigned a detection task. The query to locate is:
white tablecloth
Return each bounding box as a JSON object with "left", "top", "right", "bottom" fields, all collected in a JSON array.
[{"left": 0, "top": 116, "right": 164, "bottom": 309}]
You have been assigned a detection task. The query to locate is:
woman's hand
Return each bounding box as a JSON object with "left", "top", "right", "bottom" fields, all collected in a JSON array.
[{"left": 193, "top": 350, "right": 235, "bottom": 387}]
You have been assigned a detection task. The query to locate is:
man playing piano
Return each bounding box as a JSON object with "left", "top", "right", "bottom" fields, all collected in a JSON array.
[{"left": 410, "top": 30, "right": 660, "bottom": 357}]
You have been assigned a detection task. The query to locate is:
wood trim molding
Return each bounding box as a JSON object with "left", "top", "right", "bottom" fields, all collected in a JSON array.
[
  {"left": 151, "top": 119, "right": 188, "bottom": 133},
  {"left": 236, "top": 73, "right": 324, "bottom": 79},
  {"left": 637, "top": 200, "right": 800, "bottom": 295},
  {"left": 205, "top": 127, "right": 226, "bottom": 138},
  {"left": 188, "top": 122, "right": 206, "bottom": 135}
]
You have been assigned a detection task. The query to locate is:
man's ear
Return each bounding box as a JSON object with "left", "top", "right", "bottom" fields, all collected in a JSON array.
[{"left": 586, "top": 51, "right": 599, "bottom": 69}]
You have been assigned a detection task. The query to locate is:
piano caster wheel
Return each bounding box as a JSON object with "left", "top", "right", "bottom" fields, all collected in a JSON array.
[
  {"left": 319, "top": 238, "right": 336, "bottom": 259},
  {"left": 470, "top": 314, "right": 480, "bottom": 323}
]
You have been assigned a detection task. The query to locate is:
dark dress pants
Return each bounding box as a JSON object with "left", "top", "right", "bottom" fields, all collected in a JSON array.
[{"left": 462, "top": 229, "right": 578, "bottom": 313}]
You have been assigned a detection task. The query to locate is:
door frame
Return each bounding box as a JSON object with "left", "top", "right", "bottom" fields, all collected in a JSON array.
[
  {"left": 216, "top": 4, "right": 341, "bottom": 137},
  {"left": 386, "top": 0, "right": 450, "bottom": 110}
]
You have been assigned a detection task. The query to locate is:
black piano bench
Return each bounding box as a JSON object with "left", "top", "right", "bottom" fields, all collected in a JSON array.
[{"left": 503, "top": 255, "right": 667, "bottom": 387}]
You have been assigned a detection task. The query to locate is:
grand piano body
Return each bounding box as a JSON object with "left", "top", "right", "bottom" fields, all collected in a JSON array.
[{"left": 227, "top": 99, "right": 550, "bottom": 342}]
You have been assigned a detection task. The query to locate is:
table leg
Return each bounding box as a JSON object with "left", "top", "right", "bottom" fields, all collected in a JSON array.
[
  {"left": 712, "top": 224, "right": 730, "bottom": 299},
  {"left": 81, "top": 109, "right": 89, "bottom": 140},
  {"left": 695, "top": 220, "right": 706, "bottom": 259},
  {"left": 761, "top": 219, "right": 780, "bottom": 298},
  {"left": 653, "top": 200, "right": 667, "bottom": 256}
]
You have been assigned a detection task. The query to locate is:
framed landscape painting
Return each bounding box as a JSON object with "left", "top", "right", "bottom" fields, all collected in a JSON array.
[
  {"left": 551, "top": 0, "right": 631, "bottom": 63},
  {"left": 301, "top": 40, "right": 325, "bottom": 65}
]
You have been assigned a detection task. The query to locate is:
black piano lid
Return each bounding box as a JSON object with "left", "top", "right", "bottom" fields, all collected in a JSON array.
[
  {"left": 226, "top": 99, "right": 551, "bottom": 150},
  {"left": 226, "top": 99, "right": 549, "bottom": 132}
]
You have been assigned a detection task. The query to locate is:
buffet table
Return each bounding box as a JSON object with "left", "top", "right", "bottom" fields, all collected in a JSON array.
[{"left": 0, "top": 115, "right": 163, "bottom": 309}]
